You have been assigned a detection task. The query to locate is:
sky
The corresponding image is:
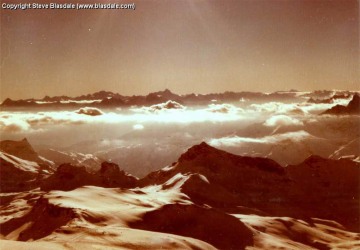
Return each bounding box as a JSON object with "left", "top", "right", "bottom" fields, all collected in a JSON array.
[{"left": 1, "top": 0, "right": 359, "bottom": 101}]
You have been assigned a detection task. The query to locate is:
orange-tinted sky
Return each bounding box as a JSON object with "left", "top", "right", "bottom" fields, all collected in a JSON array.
[{"left": 1, "top": 0, "right": 359, "bottom": 101}]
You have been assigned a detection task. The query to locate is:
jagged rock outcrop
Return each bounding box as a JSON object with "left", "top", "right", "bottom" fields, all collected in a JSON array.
[
  {"left": 285, "top": 155, "right": 360, "bottom": 230},
  {"left": 130, "top": 203, "right": 254, "bottom": 250},
  {"left": 0, "top": 139, "right": 54, "bottom": 192},
  {"left": 323, "top": 94, "right": 360, "bottom": 115},
  {"left": 0, "top": 138, "right": 46, "bottom": 164},
  {"left": 98, "top": 162, "right": 137, "bottom": 188},
  {"left": 0, "top": 152, "right": 40, "bottom": 192},
  {"left": 0, "top": 197, "right": 76, "bottom": 241},
  {"left": 40, "top": 164, "right": 98, "bottom": 191},
  {"left": 40, "top": 162, "right": 137, "bottom": 191}
]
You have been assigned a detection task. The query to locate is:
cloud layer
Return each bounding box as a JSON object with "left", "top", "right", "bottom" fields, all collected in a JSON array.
[
  {"left": 209, "top": 130, "right": 314, "bottom": 147},
  {"left": 0, "top": 97, "right": 352, "bottom": 135},
  {"left": 264, "top": 115, "right": 303, "bottom": 127}
]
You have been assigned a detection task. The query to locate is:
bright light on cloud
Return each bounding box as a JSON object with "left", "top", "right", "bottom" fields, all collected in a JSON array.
[
  {"left": 250, "top": 102, "right": 306, "bottom": 115},
  {"left": 0, "top": 116, "right": 31, "bottom": 133},
  {"left": 207, "top": 103, "right": 243, "bottom": 114},
  {"left": 264, "top": 115, "right": 303, "bottom": 127},
  {"left": 133, "top": 124, "right": 144, "bottom": 130},
  {"left": 209, "top": 130, "right": 314, "bottom": 147},
  {"left": 4, "top": 99, "right": 349, "bottom": 134},
  {"left": 0, "top": 104, "right": 250, "bottom": 133}
]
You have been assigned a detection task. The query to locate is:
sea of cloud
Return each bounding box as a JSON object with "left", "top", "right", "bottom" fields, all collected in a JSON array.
[{"left": 0, "top": 97, "right": 358, "bottom": 175}]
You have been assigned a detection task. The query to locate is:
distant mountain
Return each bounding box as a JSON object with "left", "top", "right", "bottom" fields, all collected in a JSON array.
[
  {"left": 74, "top": 90, "right": 123, "bottom": 101},
  {"left": 144, "top": 89, "right": 182, "bottom": 105},
  {"left": 3, "top": 89, "right": 359, "bottom": 108},
  {"left": 38, "top": 148, "right": 102, "bottom": 171},
  {"left": 323, "top": 94, "right": 360, "bottom": 115},
  {"left": 0, "top": 89, "right": 314, "bottom": 108}
]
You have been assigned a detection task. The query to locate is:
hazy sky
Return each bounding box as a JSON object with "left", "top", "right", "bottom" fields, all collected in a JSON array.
[{"left": 1, "top": 0, "right": 359, "bottom": 101}]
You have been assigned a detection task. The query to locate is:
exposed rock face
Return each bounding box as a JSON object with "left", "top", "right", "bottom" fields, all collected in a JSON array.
[
  {"left": 40, "top": 162, "right": 137, "bottom": 191},
  {"left": 323, "top": 94, "right": 360, "bottom": 115},
  {"left": 287, "top": 155, "right": 359, "bottom": 198},
  {"left": 285, "top": 155, "right": 360, "bottom": 230},
  {"left": 0, "top": 138, "right": 43, "bottom": 164},
  {"left": 0, "top": 197, "right": 76, "bottom": 241},
  {"left": 98, "top": 162, "right": 137, "bottom": 188},
  {"left": 0, "top": 139, "right": 54, "bottom": 192},
  {"left": 140, "top": 142, "right": 289, "bottom": 207},
  {"left": 130, "top": 203, "right": 254, "bottom": 250},
  {"left": 40, "top": 164, "right": 97, "bottom": 191},
  {"left": 0, "top": 152, "right": 39, "bottom": 192}
]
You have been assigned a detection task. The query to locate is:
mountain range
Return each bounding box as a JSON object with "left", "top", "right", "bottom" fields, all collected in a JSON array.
[{"left": 2, "top": 89, "right": 358, "bottom": 108}]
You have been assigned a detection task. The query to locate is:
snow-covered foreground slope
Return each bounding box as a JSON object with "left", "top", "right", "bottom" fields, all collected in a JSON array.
[
  {"left": 0, "top": 186, "right": 216, "bottom": 250},
  {"left": 1, "top": 184, "right": 359, "bottom": 250},
  {"left": 1, "top": 142, "right": 359, "bottom": 249},
  {"left": 237, "top": 215, "right": 360, "bottom": 249}
]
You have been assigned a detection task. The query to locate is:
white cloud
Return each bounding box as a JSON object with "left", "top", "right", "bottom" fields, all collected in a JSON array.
[
  {"left": 249, "top": 100, "right": 356, "bottom": 115},
  {"left": 0, "top": 111, "right": 88, "bottom": 132},
  {"left": 130, "top": 104, "right": 247, "bottom": 123},
  {"left": 99, "top": 139, "right": 125, "bottom": 148},
  {"left": 209, "top": 130, "right": 313, "bottom": 147},
  {"left": 133, "top": 124, "right": 144, "bottom": 130},
  {"left": 250, "top": 102, "right": 306, "bottom": 115},
  {"left": 207, "top": 103, "right": 243, "bottom": 114},
  {"left": 0, "top": 117, "right": 30, "bottom": 133},
  {"left": 0, "top": 107, "right": 247, "bottom": 133},
  {"left": 209, "top": 136, "right": 263, "bottom": 147},
  {"left": 264, "top": 115, "right": 303, "bottom": 127}
]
